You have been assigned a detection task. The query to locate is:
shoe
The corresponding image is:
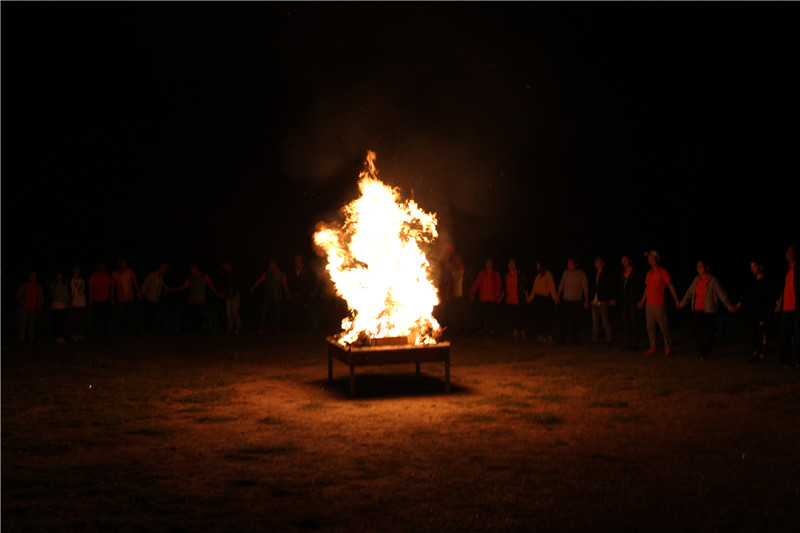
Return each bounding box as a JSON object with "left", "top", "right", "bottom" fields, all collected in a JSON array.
[{"left": 645, "top": 348, "right": 656, "bottom": 355}]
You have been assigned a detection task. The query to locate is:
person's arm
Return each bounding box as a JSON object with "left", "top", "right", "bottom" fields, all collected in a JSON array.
[
  {"left": 678, "top": 279, "right": 696, "bottom": 310},
  {"left": 557, "top": 274, "right": 565, "bottom": 301},
  {"left": 582, "top": 273, "right": 589, "bottom": 308},
  {"left": 470, "top": 272, "right": 483, "bottom": 300},
  {"left": 37, "top": 284, "right": 44, "bottom": 312},
  {"left": 714, "top": 277, "right": 740, "bottom": 312},
  {"left": 668, "top": 282, "right": 680, "bottom": 307},
  {"left": 249, "top": 273, "right": 266, "bottom": 294},
  {"left": 172, "top": 278, "right": 190, "bottom": 292},
  {"left": 131, "top": 272, "right": 141, "bottom": 300},
  {"left": 206, "top": 275, "right": 224, "bottom": 299},
  {"left": 282, "top": 274, "right": 290, "bottom": 299},
  {"left": 141, "top": 274, "right": 152, "bottom": 300}
]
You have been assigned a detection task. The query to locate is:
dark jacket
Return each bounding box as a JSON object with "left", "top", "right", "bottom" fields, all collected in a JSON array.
[
  {"left": 591, "top": 268, "right": 615, "bottom": 303},
  {"left": 619, "top": 268, "right": 645, "bottom": 308}
]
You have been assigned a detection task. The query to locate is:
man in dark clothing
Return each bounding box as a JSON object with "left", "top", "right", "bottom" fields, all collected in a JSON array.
[
  {"left": 746, "top": 259, "right": 774, "bottom": 362},
  {"left": 612, "top": 255, "right": 646, "bottom": 351},
  {"left": 286, "top": 254, "right": 316, "bottom": 331},
  {"left": 590, "top": 256, "right": 615, "bottom": 345},
  {"left": 221, "top": 261, "right": 244, "bottom": 335}
]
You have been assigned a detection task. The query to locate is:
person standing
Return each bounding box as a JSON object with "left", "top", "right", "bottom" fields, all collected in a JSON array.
[
  {"left": 250, "top": 260, "right": 290, "bottom": 334},
  {"left": 69, "top": 266, "right": 87, "bottom": 341},
  {"left": 470, "top": 258, "right": 502, "bottom": 337},
  {"left": 556, "top": 258, "right": 589, "bottom": 345},
  {"left": 172, "top": 264, "right": 224, "bottom": 333},
  {"left": 49, "top": 273, "right": 70, "bottom": 343},
  {"left": 445, "top": 254, "right": 473, "bottom": 336},
  {"left": 590, "top": 256, "right": 614, "bottom": 346},
  {"left": 16, "top": 272, "right": 44, "bottom": 343},
  {"left": 88, "top": 262, "right": 112, "bottom": 337},
  {"left": 637, "top": 250, "right": 680, "bottom": 356},
  {"left": 678, "top": 260, "right": 740, "bottom": 360},
  {"left": 111, "top": 258, "right": 140, "bottom": 335},
  {"left": 500, "top": 259, "right": 528, "bottom": 340},
  {"left": 140, "top": 263, "right": 170, "bottom": 334},
  {"left": 776, "top": 245, "right": 799, "bottom": 369},
  {"left": 745, "top": 259, "right": 774, "bottom": 363},
  {"left": 286, "top": 254, "right": 317, "bottom": 331},
  {"left": 613, "top": 255, "right": 645, "bottom": 351},
  {"left": 527, "top": 260, "right": 558, "bottom": 342},
  {"left": 221, "top": 261, "right": 243, "bottom": 335}
]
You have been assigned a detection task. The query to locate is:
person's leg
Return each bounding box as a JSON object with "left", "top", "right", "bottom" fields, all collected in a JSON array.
[
  {"left": 591, "top": 304, "right": 600, "bottom": 343},
  {"left": 225, "top": 298, "right": 234, "bottom": 333},
  {"left": 651, "top": 305, "right": 670, "bottom": 352},
  {"left": 622, "top": 306, "right": 633, "bottom": 348},
  {"left": 19, "top": 308, "right": 27, "bottom": 342},
  {"left": 600, "top": 303, "right": 612, "bottom": 343},
  {"left": 232, "top": 293, "right": 242, "bottom": 333},
  {"left": 645, "top": 306, "right": 657, "bottom": 352},
  {"left": 692, "top": 311, "right": 704, "bottom": 355},
  {"left": 779, "top": 313, "right": 792, "bottom": 366},
  {"left": 704, "top": 313, "right": 716, "bottom": 357}
]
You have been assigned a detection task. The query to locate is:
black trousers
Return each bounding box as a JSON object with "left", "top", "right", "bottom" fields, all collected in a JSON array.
[
  {"left": 531, "top": 297, "right": 555, "bottom": 336},
  {"left": 558, "top": 300, "right": 583, "bottom": 344},
  {"left": 621, "top": 304, "right": 644, "bottom": 350},
  {"left": 750, "top": 315, "right": 769, "bottom": 357},
  {"left": 692, "top": 311, "right": 716, "bottom": 358},
  {"left": 779, "top": 311, "right": 800, "bottom": 366}
]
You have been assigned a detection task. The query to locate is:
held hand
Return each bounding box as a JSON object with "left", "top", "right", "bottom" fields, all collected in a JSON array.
[
  {"left": 609, "top": 299, "right": 616, "bottom": 307},
  {"left": 636, "top": 301, "right": 644, "bottom": 310},
  {"left": 584, "top": 302, "right": 589, "bottom": 309}
]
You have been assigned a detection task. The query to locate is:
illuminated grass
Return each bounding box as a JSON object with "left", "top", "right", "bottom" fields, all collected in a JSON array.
[
  {"left": 258, "top": 416, "right": 285, "bottom": 425},
  {"left": 174, "top": 390, "right": 235, "bottom": 405},
  {"left": 195, "top": 415, "right": 239, "bottom": 423}
]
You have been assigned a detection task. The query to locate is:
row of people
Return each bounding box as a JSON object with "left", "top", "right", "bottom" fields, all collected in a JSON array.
[
  {"left": 440, "top": 246, "right": 799, "bottom": 365},
  {"left": 14, "top": 254, "right": 329, "bottom": 342}
]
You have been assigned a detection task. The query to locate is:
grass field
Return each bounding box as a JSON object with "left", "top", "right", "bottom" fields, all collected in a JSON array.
[{"left": 2, "top": 328, "right": 799, "bottom": 532}]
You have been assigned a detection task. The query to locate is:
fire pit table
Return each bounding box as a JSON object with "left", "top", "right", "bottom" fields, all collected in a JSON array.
[{"left": 327, "top": 336, "right": 451, "bottom": 397}]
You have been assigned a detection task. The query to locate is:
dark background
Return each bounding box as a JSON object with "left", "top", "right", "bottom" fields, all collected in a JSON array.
[{"left": 2, "top": 2, "right": 798, "bottom": 312}]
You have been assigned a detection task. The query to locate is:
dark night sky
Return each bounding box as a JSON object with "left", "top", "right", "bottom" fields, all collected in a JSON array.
[{"left": 2, "top": 2, "right": 799, "bottom": 306}]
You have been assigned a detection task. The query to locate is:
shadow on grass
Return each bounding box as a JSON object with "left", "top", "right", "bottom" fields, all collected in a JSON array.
[{"left": 315, "top": 373, "right": 470, "bottom": 400}]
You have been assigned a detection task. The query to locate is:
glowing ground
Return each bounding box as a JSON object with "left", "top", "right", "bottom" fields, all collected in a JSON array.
[{"left": 3, "top": 330, "right": 799, "bottom": 532}]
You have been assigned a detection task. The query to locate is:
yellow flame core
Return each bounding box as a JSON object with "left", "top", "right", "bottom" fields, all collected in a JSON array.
[{"left": 314, "top": 151, "right": 441, "bottom": 345}]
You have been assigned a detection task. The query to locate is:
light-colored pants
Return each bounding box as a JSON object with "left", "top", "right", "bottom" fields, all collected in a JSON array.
[
  {"left": 225, "top": 293, "right": 242, "bottom": 333},
  {"left": 645, "top": 305, "right": 671, "bottom": 350},
  {"left": 591, "top": 302, "right": 612, "bottom": 343}
]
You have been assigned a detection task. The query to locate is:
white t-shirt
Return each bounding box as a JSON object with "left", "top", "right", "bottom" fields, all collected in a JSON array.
[{"left": 70, "top": 278, "right": 87, "bottom": 308}]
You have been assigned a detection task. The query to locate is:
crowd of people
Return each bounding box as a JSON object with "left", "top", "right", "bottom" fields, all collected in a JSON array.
[
  {"left": 13, "top": 253, "right": 344, "bottom": 344},
  {"left": 439, "top": 245, "right": 799, "bottom": 366},
  {"left": 11, "top": 245, "right": 800, "bottom": 368}
]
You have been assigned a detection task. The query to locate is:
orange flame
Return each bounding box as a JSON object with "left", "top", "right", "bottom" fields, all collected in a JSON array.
[{"left": 314, "top": 151, "right": 441, "bottom": 345}]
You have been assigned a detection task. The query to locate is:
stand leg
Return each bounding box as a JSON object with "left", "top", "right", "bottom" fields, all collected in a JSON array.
[
  {"left": 415, "top": 362, "right": 421, "bottom": 378},
  {"left": 328, "top": 354, "right": 333, "bottom": 383},
  {"left": 445, "top": 359, "right": 451, "bottom": 393},
  {"left": 349, "top": 365, "right": 356, "bottom": 397}
]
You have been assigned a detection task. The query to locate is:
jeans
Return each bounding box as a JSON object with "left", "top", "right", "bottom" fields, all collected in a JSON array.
[
  {"left": 19, "top": 308, "right": 37, "bottom": 342},
  {"left": 591, "top": 302, "right": 612, "bottom": 343},
  {"left": 225, "top": 293, "right": 242, "bottom": 333},
  {"left": 692, "top": 311, "right": 716, "bottom": 358}
]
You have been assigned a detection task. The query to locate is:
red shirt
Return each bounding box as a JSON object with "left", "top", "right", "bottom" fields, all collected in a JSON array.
[
  {"left": 694, "top": 275, "right": 708, "bottom": 311},
  {"left": 89, "top": 272, "right": 112, "bottom": 302},
  {"left": 23, "top": 283, "right": 38, "bottom": 310},
  {"left": 472, "top": 270, "right": 501, "bottom": 302},
  {"left": 506, "top": 271, "right": 519, "bottom": 305},
  {"left": 784, "top": 266, "right": 796, "bottom": 312},
  {"left": 645, "top": 267, "right": 671, "bottom": 306}
]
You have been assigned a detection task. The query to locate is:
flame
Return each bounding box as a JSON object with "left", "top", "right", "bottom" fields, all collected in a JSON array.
[{"left": 314, "top": 151, "right": 441, "bottom": 345}]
